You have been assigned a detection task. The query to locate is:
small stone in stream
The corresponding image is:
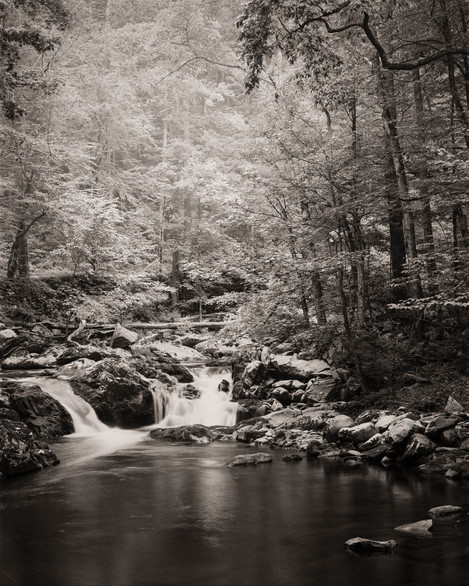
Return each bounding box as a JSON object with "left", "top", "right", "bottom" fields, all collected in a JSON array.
[
  {"left": 282, "top": 454, "right": 303, "bottom": 462},
  {"left": 394, "top": 520, "right": 433, "bottom": 536},
  {"left": 227, "top": 453, "right": 273, "bottom": 467},
  {"left": 445, "top": 396, "right": 464, "bottom": 414},
  {"left": 428, "top": 505, "right": 463, "bottom": 518},
  {"left": 149, "top": 425, "right": 216, "bottom": 443},
  {"left": 381, "top": 456, "right": 393, "bottom": 467},
  {"left": 344, "top": 459, "right": 362, "bottom": 467},
  {"left": 345, "top": 537, "right": 397, "bottom": 552}
]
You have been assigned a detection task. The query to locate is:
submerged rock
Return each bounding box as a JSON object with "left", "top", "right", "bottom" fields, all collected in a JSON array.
[
  {"left": 282, "top": 453, "right": 303, "bottom": 462},
  {"left": 394, "top": 520, "right": 433, "bottom": 537},
  {"left": 345, "top": 537, "right": 397, "bottom": 552},
  {"left": 428, "top": 505, "right": 463, "bottom": 518},
  {"left": 149, "top": 424, "right": 216, "bottom": 443},
  {"left": 227, "top": 452, "right": 273, "bottom": 467}
]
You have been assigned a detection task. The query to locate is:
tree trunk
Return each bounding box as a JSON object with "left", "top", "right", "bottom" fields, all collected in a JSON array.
[
  {"left": 376, "top": 59, "right": 422, "bottom": 298},
  {"left": 412, "top": 67, "right": 437, "bottom": 290},
  {"left": 171, "top": 250, "right": 180, "bottom": 308}
]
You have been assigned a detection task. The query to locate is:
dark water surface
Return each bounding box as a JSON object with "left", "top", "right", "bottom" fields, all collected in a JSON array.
[{"left": 1, "top": 436, "right": 469, "bottom": 586}]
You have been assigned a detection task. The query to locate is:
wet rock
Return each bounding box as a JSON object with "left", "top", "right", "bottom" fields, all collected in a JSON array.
[
  {"left": 358, "top": 433, "right": 385, "bottom": 452},
  {"left": 282, "top": 453, "right": 303, "bottom": 462},
  {"left": 361, "top": 444, "right": 390, "bottom": 462},
  {"left": 323, "top": 415, "right": 354, "bottom": 442},
  {"left": 0, "top": 382, "right": 74, "bottom": 437},
  {"left": 444, "top": 461, "right": 469, "bottom": 479},
  {"left": 428, "top": 505, "right": 463, "bottom": 518},
  {"left": 236, "top": 399, "right": 265, "bottom": 423},
  {"left": 338, "top": 422, "right": 378, "bottom": 445},
  {"left": 227, "top": 452, "right": 273, "bottom": 467},
  {"left": 218, "top": 379, "right": 230, "bottom": 393},
  {"left": 395, "top": 520, "right": 433, "bottom": 537},
  {"left": 345, "top": 537, "right": 397, "bottom": 552},
  {"left": 110, "top": 323, "right": 139, "bottom": 349},
  {"left": 149, "top": 424, "right": 216, "bottom": 443},
  {"left": 0, "top": 419, "right": 60, "bottom": 477},
  {"left": 402, "top": 434, "right": 436, "bottom": 462},
  {"left": 235, "top": 425, "right": 255, "bottom": 442},
  {"left": 418, "top": 452, "right": 462, "bottom": 475},
  {"left": 71, "top": 358, "right": 154, "bottom": 428}
]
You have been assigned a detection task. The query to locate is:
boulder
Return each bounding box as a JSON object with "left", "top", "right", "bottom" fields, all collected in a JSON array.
[
  {"left": 361, "top": 444, "right": 390, "bottom": 462},
  {"left": 71, "top": 358, "right": 154, "bottom": 427},
  {"left": 402, "top": 434, "right": 436, "bottom": 462},
  {"left": 338, "top": 422, "right": 378, "bottom": 445},
  {"left": 344, "top": 537, "right": 397, "bottom": 552},
  {"left": 0, "top": 382, "right": 74, "bottom": 438},
  {"left": 355, "top": 410, "right": 380, "bottom": 425},
  {"left": 110, "top": 323, "right": 139, "bottom": 349},
  {"left": 387, "top": 418, "right": 423, "bottom": 445},
  {"left": 0, "top": 419, "right": 60, "bottom": 477},
  {"left": 227, "top": 452, "right": 273, "bottom": 467},
  {"left": 323, "top": 414, "right": 355, "bottom": 442},
  {"left": 270, "top": 355, "right": 331, "bottom": 381},
  {"left": 235, "top": 425, "right": 256, "bottom": 442},
  {"left": 149, "top": 424, "right": 216, "bottom": 443}
]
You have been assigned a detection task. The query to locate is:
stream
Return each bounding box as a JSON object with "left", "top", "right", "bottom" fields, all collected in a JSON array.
[{"left": 0, "top": 370, "right": 469, "bottom": 585}]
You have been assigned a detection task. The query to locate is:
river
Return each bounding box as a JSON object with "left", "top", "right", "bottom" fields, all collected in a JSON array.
[{"left": 0, "top": 373, "right": 469, "bottom": 585}]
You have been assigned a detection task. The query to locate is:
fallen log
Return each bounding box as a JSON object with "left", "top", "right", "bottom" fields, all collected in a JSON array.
[{"left": 15, "top": 321, "right": 235, "bottom": 331}]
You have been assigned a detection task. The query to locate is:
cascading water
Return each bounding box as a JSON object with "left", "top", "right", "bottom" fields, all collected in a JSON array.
[
  {"left": 151, "top": 366, "right": 237, "bottom": 428},
  {"left": 32, "top": 378, "right": 110, "bottom": 436}
]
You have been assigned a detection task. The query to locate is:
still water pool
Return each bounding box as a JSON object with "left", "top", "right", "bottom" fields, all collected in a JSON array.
[{"left": 1, "top": 437, "right": 468, "bottom": 586}]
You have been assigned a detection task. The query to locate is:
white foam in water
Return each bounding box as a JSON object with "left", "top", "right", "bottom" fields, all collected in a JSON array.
[{"left": 152, "top": 367, "right": 237, "bottom": 428}]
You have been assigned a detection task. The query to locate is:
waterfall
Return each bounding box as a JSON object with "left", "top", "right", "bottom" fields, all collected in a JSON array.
[
  {"left": 27, "top": 378, "right": 110, "bottom": 436},
  {"left": 149, "top": 381, "right": 172, "bottom": 424},
  {"left": 152, "top": 366, "right": 237, "bottom": 428}
]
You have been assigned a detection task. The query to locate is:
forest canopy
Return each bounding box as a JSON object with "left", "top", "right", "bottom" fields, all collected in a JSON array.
[{"left": 1, "top": 0, "right": 469, "bottom": 339}]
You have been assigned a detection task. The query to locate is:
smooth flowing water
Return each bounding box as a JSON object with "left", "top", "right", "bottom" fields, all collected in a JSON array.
[{"left": 1, "top": 442, "right": 469, "bottom": 586}]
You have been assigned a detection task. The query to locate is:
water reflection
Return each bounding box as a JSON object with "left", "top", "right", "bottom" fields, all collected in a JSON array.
[{"left": 0, "top": 443, "right": 469, "bottom": 586}]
